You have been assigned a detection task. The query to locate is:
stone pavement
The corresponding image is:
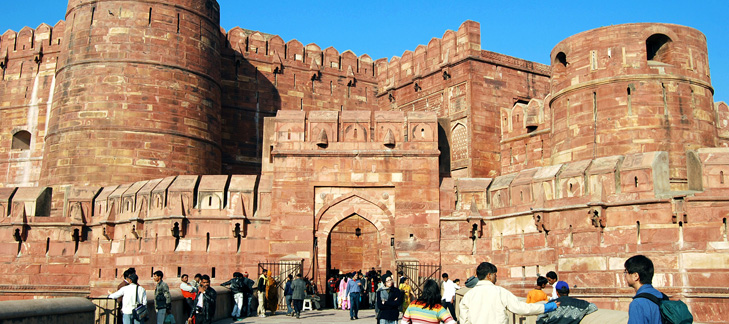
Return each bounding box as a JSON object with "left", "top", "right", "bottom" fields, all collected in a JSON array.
[{"left": 213, "top": 309, "right": 378, "bottom": 324}]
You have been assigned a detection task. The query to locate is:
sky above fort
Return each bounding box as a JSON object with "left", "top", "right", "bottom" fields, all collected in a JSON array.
[{"left": 1, "top": 0, "right": 727, "bottom": 102}]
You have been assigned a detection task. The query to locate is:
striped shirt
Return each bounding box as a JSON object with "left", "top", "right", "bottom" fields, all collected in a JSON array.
[{"left": 401, "top": 300, "right": 457, "bottom": 324}]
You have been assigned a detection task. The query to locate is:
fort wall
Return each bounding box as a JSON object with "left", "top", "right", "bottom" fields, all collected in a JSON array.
[
  {"left": 40, "top": 0, "right": 224, "bottom": 188},
  {"left": 0, "top": 22, "right": 65, "bottom": 187},
  {"left": 374, "top": 21, "right": 551, "bottom": 179},
  {"left": 218, "top": 27, "right": 380, "bottom": 174},
  {"left": 549, "top": 23, "right": 716, "bottom": 191}
]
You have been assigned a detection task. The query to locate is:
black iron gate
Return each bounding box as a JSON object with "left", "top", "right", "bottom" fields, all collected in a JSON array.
[
  {"left": 258, "top": 260, "right": 304, "bottom": 308},
  {"left": 396, "top": 261, "right": 441, "bottom": 298}
]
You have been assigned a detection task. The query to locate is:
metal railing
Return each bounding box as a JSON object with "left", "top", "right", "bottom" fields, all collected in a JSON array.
[
  {"left": 89, "top": 297, "right": 119, "bottom": 324},
  {"left": 396, "top": 261, "right": 441, "bottom": 298},
  {"left": 258, "top": 260, "right": 304, "bottom": 308}
]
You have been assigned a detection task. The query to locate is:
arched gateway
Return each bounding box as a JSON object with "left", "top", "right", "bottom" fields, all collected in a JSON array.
[{"left": 315, "top": 194, "right": 395, "bottom": 283}]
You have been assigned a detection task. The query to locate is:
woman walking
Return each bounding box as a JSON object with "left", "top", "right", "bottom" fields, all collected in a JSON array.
[
  {"left": 339, "top": 275, "right": 349, "bottom": 310},
  {"left": 376, "top": 274, "right": 401, "bottom": 324},
  {"left": 401, "top": 279, "right": 456, "bottom": 324}
]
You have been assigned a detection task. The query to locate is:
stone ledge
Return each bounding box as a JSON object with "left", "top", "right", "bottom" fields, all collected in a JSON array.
[{"left": 0, "top": 297, "right": 95, "bottom": 319}]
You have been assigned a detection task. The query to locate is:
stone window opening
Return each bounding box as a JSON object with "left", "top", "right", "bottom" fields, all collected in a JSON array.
[
  {"left": 99, "top": 269, "right": 102, "bottom": 279},
  {"left": 206, "top": 233, "right": 210, "bottom": 252},
  {"left": 555, "top": 52, "right": 567, "bottom": 68},
  {"left": 115, "top": 269, "right": 118, "bottom": 278},
  {"left": 722, "top": 171, "right": 725, "bottom": 184},
  {"left": 634, "top": 176, "right": 639, "bottom": 188},
  {"left": 90, "top": 7, "right": 95, "bottom": 26},
  {"left": 45, "top": 238, "right": 50, "bottom": 256},
  {"left": 723, "top": 218, "right": 727, "bottom": 241},
  {"left": 12, "top": 130, "right": 31, "bottom": 150},
  {"left": 148, "top": 7, "right": 152, "bottom": 26},
  {"left": 636, "top": 221, "right": 641, "bottom": 244},
  {"left": 212, "top": 267, "right": 216, "bottom": 279},
  {"left": 627, "top": 86, "right": 633, "bottom": 116},
  {"left": 177, "top": 267, "right": 181, "bottom": 278},
  {"left": 646, "top": 34, "right": 672, "bottom": 63}
]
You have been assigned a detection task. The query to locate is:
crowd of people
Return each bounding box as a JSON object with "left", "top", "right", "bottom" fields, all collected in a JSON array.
[{"left": 102, "top": 254, "right": 687, "bottom": 324}]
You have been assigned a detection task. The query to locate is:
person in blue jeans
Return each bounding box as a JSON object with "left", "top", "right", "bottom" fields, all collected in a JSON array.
[
  {"left": 346, "top": 273, "right": 362, "bottom": 320},
  {"left": 284, "top": 274, "right": 294, "bottom": 315}
]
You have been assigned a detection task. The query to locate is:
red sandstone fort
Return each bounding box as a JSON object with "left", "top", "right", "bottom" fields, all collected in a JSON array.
[{"left": 0, "top": 0, "right": 727, "bottom": 322}]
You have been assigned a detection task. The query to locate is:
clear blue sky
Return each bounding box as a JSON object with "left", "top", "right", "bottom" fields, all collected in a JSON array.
[{"left": 1, "top": 0, "right": 727, "bottom": 102}]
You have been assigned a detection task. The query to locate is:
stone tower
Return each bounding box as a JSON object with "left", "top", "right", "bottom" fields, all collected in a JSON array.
[
  {"left": 40, "top": 0, "right": 223, "bottom": 187},
  {"left": 549, "top": 23, "right": 715, "bottom": 190}
]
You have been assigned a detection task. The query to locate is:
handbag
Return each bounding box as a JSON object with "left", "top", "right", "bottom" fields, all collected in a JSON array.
[{"left": 132, "top": 285, "right": 148, "bottom": 321}]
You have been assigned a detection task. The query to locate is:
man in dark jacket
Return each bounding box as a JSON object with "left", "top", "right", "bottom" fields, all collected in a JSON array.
[
  {"left": 536, "top": 281, "right": 597, "bottom": 324},
  {"left": 284, "top": 274, "right": 294, "bottom": 315},
  {"left": 187, "top": 275, "right": 217, "bottom": 324},
  {"left": 153, "top": 270, "right": 171, "bottom": 324},
  {"left": 291, "top": 273, "right": 307, "bottom": 318},
  {"left": 221, "top": 272, "right": 248, "bottom": 320},
  {"left": 376, "top": 274, "right": 401, "bottom": 324},
  {"left": 242, "top": 272, "right": 255, "bottom": 317}
]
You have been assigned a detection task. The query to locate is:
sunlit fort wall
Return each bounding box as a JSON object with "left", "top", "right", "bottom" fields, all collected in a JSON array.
[{"left": 0, "top": 0, "right": 728, "bottom": 322}]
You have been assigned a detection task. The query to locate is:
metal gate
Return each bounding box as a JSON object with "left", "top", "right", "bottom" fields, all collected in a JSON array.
[
  {"left": 396, "top": 261, "right": 441, "bottom": 298},
  {"left": 258, "top": 259, "right": 304, "bottom": 308}
]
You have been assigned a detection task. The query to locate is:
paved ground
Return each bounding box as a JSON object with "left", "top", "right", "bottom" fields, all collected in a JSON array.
[{"left": 213, "top": 309, "right": 379, "bottom": 324}]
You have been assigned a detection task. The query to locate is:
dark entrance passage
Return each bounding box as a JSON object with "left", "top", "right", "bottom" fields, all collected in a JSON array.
[{"left": 326, "top": 214, "right": 381, "bottom": 276}]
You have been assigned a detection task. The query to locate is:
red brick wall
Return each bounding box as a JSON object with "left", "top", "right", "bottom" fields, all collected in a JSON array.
[
  {"left": 40, "top": 0, "right": 223, "bottom": 187},
  {"left": 0, "top": 22, "right": 64, "bottom": 187},
  {"left": 549, "top": 23, "right": 715, "bottom": 190},
  {"left": 328, "top": 215, "right": 380, "bottom": 273}
]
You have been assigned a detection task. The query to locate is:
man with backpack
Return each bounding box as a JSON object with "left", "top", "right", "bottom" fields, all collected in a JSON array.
[{"left": 625, "top": 255, "right": 693, "bottom": 324}]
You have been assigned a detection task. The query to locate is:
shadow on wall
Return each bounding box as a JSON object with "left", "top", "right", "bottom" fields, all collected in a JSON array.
[{"left": 219, "top": 44, "right": 282, "bottom": 175}]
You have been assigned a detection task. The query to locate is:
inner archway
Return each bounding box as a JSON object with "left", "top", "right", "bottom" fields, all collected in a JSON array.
[{"left": 327, "top": 214, "right": 381, "bottom": 275}]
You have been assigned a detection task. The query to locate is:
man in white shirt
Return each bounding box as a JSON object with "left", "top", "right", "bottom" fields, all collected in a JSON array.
[
  {"left": 441, "top": 273, "right": 458, "bottom": 322},
  {"left": 545, "top": 271, "right": 559, "bottom": 301},
  {"left": 460, "top": 262, "right": 559, "bottom": 324},
  {"left": 108, "top": 273, "right": 147, "bottom": 324}
]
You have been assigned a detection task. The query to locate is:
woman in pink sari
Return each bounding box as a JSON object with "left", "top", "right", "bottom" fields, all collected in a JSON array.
[{"left": 338, "top": 275, "right": 349, "bottom": 310}]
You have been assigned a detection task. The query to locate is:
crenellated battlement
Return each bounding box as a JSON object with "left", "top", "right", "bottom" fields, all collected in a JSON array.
[
  {"left": 0, "top": 22, "right": 65, "bottom": 63},
  {"left": 222, "top": 27, "right": 377, "bottom": 80}
]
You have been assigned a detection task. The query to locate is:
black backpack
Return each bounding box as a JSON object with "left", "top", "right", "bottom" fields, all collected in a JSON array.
[{"left": 634, "top": 293, "right": 693, "bottom": 324}]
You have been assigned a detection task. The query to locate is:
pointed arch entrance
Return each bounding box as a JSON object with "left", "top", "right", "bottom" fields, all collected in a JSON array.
[
  {"left": 327, "top": 214, "right": 380, "bottom": 273},
  {"left": 315, "top": 194, "right": 395, "bottom": 283}
]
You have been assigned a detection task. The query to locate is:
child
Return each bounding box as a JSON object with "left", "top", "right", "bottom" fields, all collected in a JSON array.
[{"left": 526, "top": 276, "right": 549, "bottom": 303}]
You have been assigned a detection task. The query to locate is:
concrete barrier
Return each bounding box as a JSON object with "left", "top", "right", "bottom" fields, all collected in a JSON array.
[{"left": 0, "top": 297, "right": 96, "bottom": 323}]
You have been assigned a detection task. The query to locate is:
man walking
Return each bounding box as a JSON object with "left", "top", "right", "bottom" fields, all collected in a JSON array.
[
  {"left": 291, "top": 273, "right": 307, "bottom": 318},
  {"left": 460, "top": 262, "right": 559, "bottom": 324},
  {"left": 346, "top": 273, "right": 362, "bottom": 320},
  {"left": 441, "top": 273, "right": 458, "bottom": 322},
  {"left": 284, "top": 274, "right": 294, "bottom": 315},
  {"left": 153, "top": 270, "right": 171, "bottom": 324}
]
